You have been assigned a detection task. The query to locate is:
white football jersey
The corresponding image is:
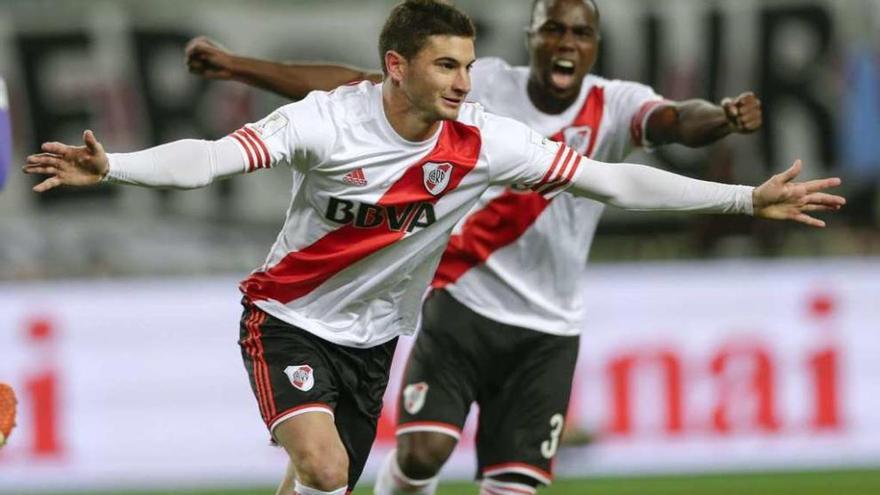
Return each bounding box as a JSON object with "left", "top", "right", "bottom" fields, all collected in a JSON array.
[
  {"left": 231, "top": 81, "right": 584, "bottom": 348},
  {"left": 432, "top": 57, "right": 666, "bottom": 336}
]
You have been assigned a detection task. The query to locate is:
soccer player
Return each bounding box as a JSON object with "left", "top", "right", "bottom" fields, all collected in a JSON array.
[
  {"left": 185, "top": 0, "right": 767, "bottom": 493},
  {"left": 26, "top": 1, "right": 841, "bottom": 494}
]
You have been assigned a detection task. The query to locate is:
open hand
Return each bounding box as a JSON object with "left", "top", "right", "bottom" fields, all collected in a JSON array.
[
  {"left": 752, "top": 159, "right": 844, "bottom": 227},
  {"left": 721, "top": 91, "right": 762, "bottom": 133},
  {"left": 23, "top": 130, "right": 109, "bottom": 192}
]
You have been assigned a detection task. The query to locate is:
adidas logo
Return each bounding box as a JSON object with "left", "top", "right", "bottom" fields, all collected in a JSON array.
[{"left": 343, "top": 168, "right": 368, "bottom": 186}]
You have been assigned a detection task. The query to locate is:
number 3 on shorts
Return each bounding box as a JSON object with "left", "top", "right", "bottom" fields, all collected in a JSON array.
[{"left": 540, "top": 413, "right": 565, "bottom": 459}]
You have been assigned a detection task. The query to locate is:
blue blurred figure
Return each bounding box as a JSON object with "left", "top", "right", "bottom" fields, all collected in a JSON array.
[
  {"left": 840, "top": 46, "right": 880, "bottom": 181},
  {"left": 0, "top": 77, "right": 10, "bottom": 191}
]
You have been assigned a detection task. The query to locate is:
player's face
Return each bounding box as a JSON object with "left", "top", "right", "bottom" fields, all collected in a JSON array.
[
  {"left": 527, "top": 0, "right": 600, "bottom": 100},
  {"left": 401, "top": 35, "right": 475, "bottom": 121}
]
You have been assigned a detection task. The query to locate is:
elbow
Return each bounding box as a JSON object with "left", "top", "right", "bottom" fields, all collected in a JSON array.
[{"left": 167, "top": 170, "right": 214, "bottom": 190}]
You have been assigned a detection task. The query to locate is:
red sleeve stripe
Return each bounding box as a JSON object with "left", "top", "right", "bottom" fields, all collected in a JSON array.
[
  {"left": 229, "top": 132, "right": 257, "bottom": 172},
  {"left": 540, "top": 154, "right": 584, "bottom": 196},
  {"left": 537, "top": 143, "right": 567, "bottom": 190},
  {"left": 532, "top": 146, "right": 575, "bottom": 192},
  {"left": 241, "top": 126, "right": 272, "bottom": 168},
  {"left": 233, "top": 128, "right": 265, "bottom": 170},
  {"left": 630, "top": 99, "right": 667, "bottom": 147}
]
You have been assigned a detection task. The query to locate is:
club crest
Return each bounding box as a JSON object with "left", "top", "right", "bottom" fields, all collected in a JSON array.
[
  {"left": 283, "top": 364, "right": 315, "bottom": 392},
  {"left": 422, "top": 162, "right": 453, "bottom": 196},
  {"left": 403, "top": 382, "right": 429, "bottom": 415},
  {"left": 563, "top": 125, "right": 593, "bottom": 155}
]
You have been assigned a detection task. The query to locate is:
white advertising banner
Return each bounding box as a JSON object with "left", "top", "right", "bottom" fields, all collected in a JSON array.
[{"left": 1, "top": 259, "right": 879, "bottom": 492}]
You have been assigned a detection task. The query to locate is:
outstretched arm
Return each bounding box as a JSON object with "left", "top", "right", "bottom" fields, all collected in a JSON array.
[
  {"left": 23, "top": 130, "right": 246, "bottom": 191},
  {"left": 646, "top": 92, "right": 762, "bottom": 147},
  {"left": 185, "top": 36, "right": 383, "bottom": 100},
  {"left": 568, "top": 158, "right": 843, "bottom": 228}
]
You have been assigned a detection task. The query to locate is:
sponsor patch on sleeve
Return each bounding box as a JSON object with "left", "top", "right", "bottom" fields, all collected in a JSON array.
[{"left": 254, "top": 111, "right": 289, "bottom": 140}]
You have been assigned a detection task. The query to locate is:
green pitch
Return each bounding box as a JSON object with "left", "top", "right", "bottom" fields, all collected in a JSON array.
[{"left": 54, "top": 468, "right": 880, "bottom": 495}]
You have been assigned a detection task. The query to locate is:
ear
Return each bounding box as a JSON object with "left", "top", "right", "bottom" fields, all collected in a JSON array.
[{"left": 384, "top": 50, "right": 407, "bottom": 84}]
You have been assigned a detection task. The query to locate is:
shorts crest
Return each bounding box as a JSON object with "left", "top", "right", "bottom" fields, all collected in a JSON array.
[
  {"left": 403, "top": 382, "right": 429, "bottom": 415},
  {"left": 283, "top": 364, "right": 315, "bottom": 392}
]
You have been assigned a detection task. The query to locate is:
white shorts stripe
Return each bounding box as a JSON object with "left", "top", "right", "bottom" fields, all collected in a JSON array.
[
  {"left": 482, "top": 464, "right": 552, "bottom": 486},
  {"left": 269, "top": 405, "right": 335, "bottom": 434},
  {"left": 396, "top": 423, "right": 461, "bottom": 441}
]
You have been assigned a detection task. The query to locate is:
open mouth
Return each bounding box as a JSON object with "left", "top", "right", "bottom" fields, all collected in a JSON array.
[{"left": 550, "top": 59, "right": 577, "bottom": 90}]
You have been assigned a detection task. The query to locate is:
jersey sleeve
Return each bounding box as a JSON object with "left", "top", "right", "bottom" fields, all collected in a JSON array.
[
  {"left": 483, "top": 112, "right": 586, "bottom": 197},
  {"left": 603, "top": 80, "right": 667, "bottom": 151},
  {"left": 222, "top": 91, "right": 337, "bottom": 173}
]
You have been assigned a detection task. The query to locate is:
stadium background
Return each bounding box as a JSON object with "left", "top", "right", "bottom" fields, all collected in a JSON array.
[{"left": 1, "top": 0, "right": 879, "bottom": 493}]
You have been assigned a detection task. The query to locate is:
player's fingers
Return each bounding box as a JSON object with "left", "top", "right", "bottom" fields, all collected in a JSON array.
[
  {"left": 41, "top": 141, "right": 73, "bottom": 155},
  {"left": 25, "top": 154, "right": 67, "bottom": 169},
  {"left": 721, "top": 98, "right": 739, "bottom": 119},
  {"left": 739, "top": 102, "right": 761, "bottom": 117},
  {"left": 83, "top": 130, "right": 97, "bottom": 151},
  {"left": 802, "top": 191, "right": 846, "bottom": 206},
  {"left": 792, "top": 212, "right": 826, "bottom": 228},
  {"left": 22, "top": 164, "right": 58, "bottom": 175},
  {"left": 33, "top": 176, "right": 63, "bottom": 193},
  {"left": 187, "top": 59, "right": 206, "bottom": 73},
  {"left": 740, "top": 115, "right": 762, "bottom": 132},
  {"left": 801, "top": 177, "right": 842, "bottom": 193},
  {"left": 777, "top": 159, "right": 802, "bottom": 183},
  {"left": 83, "top": 130, "right": 104, "bottom": 155},
  {"left": 799, "top": 204, "right": 840, "bottom": 212},
  {"left": 185, "top": 36, "right": 211, "bottom": 55},
  {"left": 26, "top": 152, "right": 58, "bottom": 163}
]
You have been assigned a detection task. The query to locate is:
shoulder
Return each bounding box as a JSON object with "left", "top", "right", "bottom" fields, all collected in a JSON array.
[
  {"left": 593, "top": 76, "right": 662, "bottom": 104},
  {"left": 316, "top": 80, "right": 377, "bottom": 118},
  {"left": 456, "top": 103, "right": 537, "bottom": 153},
  {"left": 274, "top": 80, "right": 377, "bottom": 133}
]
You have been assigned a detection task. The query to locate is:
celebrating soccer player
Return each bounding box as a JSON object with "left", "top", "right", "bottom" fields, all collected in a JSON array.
[
  {"left": 27, "top": 1, "right": 842, "bottom": 494},
  {"left": 186, "top": 0, "right": 772, "bottom": 493}
]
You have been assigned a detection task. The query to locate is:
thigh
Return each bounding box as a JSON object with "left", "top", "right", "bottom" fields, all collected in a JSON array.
[
  {"left": 273, "top": 410, "right": 349, "bottom": 481},
  {"left": 475, "top": 333, "right": 580, "bottom": 486},
  {"left": 396, "top": 291, "right": 484, "bottom": 441}
]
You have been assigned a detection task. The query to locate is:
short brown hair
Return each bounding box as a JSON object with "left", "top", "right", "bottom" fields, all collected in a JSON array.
[{"left": 378, "top": 0, "right": 476, "bottom": 75}]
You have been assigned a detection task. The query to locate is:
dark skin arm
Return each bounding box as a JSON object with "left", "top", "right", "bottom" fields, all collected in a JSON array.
[
  {"left": 184, "top": 36, "right": 383, "bottom": 100},
  {"left": 645, "top": 92, "right": 762, "bottom": 147}
]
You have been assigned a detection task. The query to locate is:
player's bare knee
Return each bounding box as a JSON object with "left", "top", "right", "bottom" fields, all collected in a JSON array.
[
  {"left": 293, "top": 447, "right": 349, "bottom": 490},
  {"left": 397, "top": 431, "right": 456, "bottom": 479}
]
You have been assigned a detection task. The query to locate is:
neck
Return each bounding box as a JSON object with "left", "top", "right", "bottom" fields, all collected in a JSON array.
[
  {"left": 382, "top": 83, "right": 442, "bottom": 142},
  {"left": 526, "top": 73, "right": 580, "bottom": 115}
]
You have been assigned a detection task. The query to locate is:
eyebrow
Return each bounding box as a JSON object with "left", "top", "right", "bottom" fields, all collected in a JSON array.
[{"left": 434, "top": 57, "right": 476, "bottom": 66}]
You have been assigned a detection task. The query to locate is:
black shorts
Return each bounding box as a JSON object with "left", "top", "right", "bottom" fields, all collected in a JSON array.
[
  {"left": 397, "top": 290, "right": 579, "bottom": 485},
  {"left": 239, "top": 299, "right": 397, "bottom": 489}
]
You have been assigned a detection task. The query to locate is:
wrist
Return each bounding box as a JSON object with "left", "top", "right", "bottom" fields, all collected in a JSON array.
[
  {"left": 101, "top": 154, "right": 116, "bottom": 183},
  {"left": 750, "top": 187, "right": 760, "bottom": 215},
  {"left": 720, "top": 100, "right": 739, "bottom": 133}
]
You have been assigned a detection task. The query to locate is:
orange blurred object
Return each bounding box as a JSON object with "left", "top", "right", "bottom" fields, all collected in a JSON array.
[{"left": 0, "top": 383, "right": 17, "bottom": 447}]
